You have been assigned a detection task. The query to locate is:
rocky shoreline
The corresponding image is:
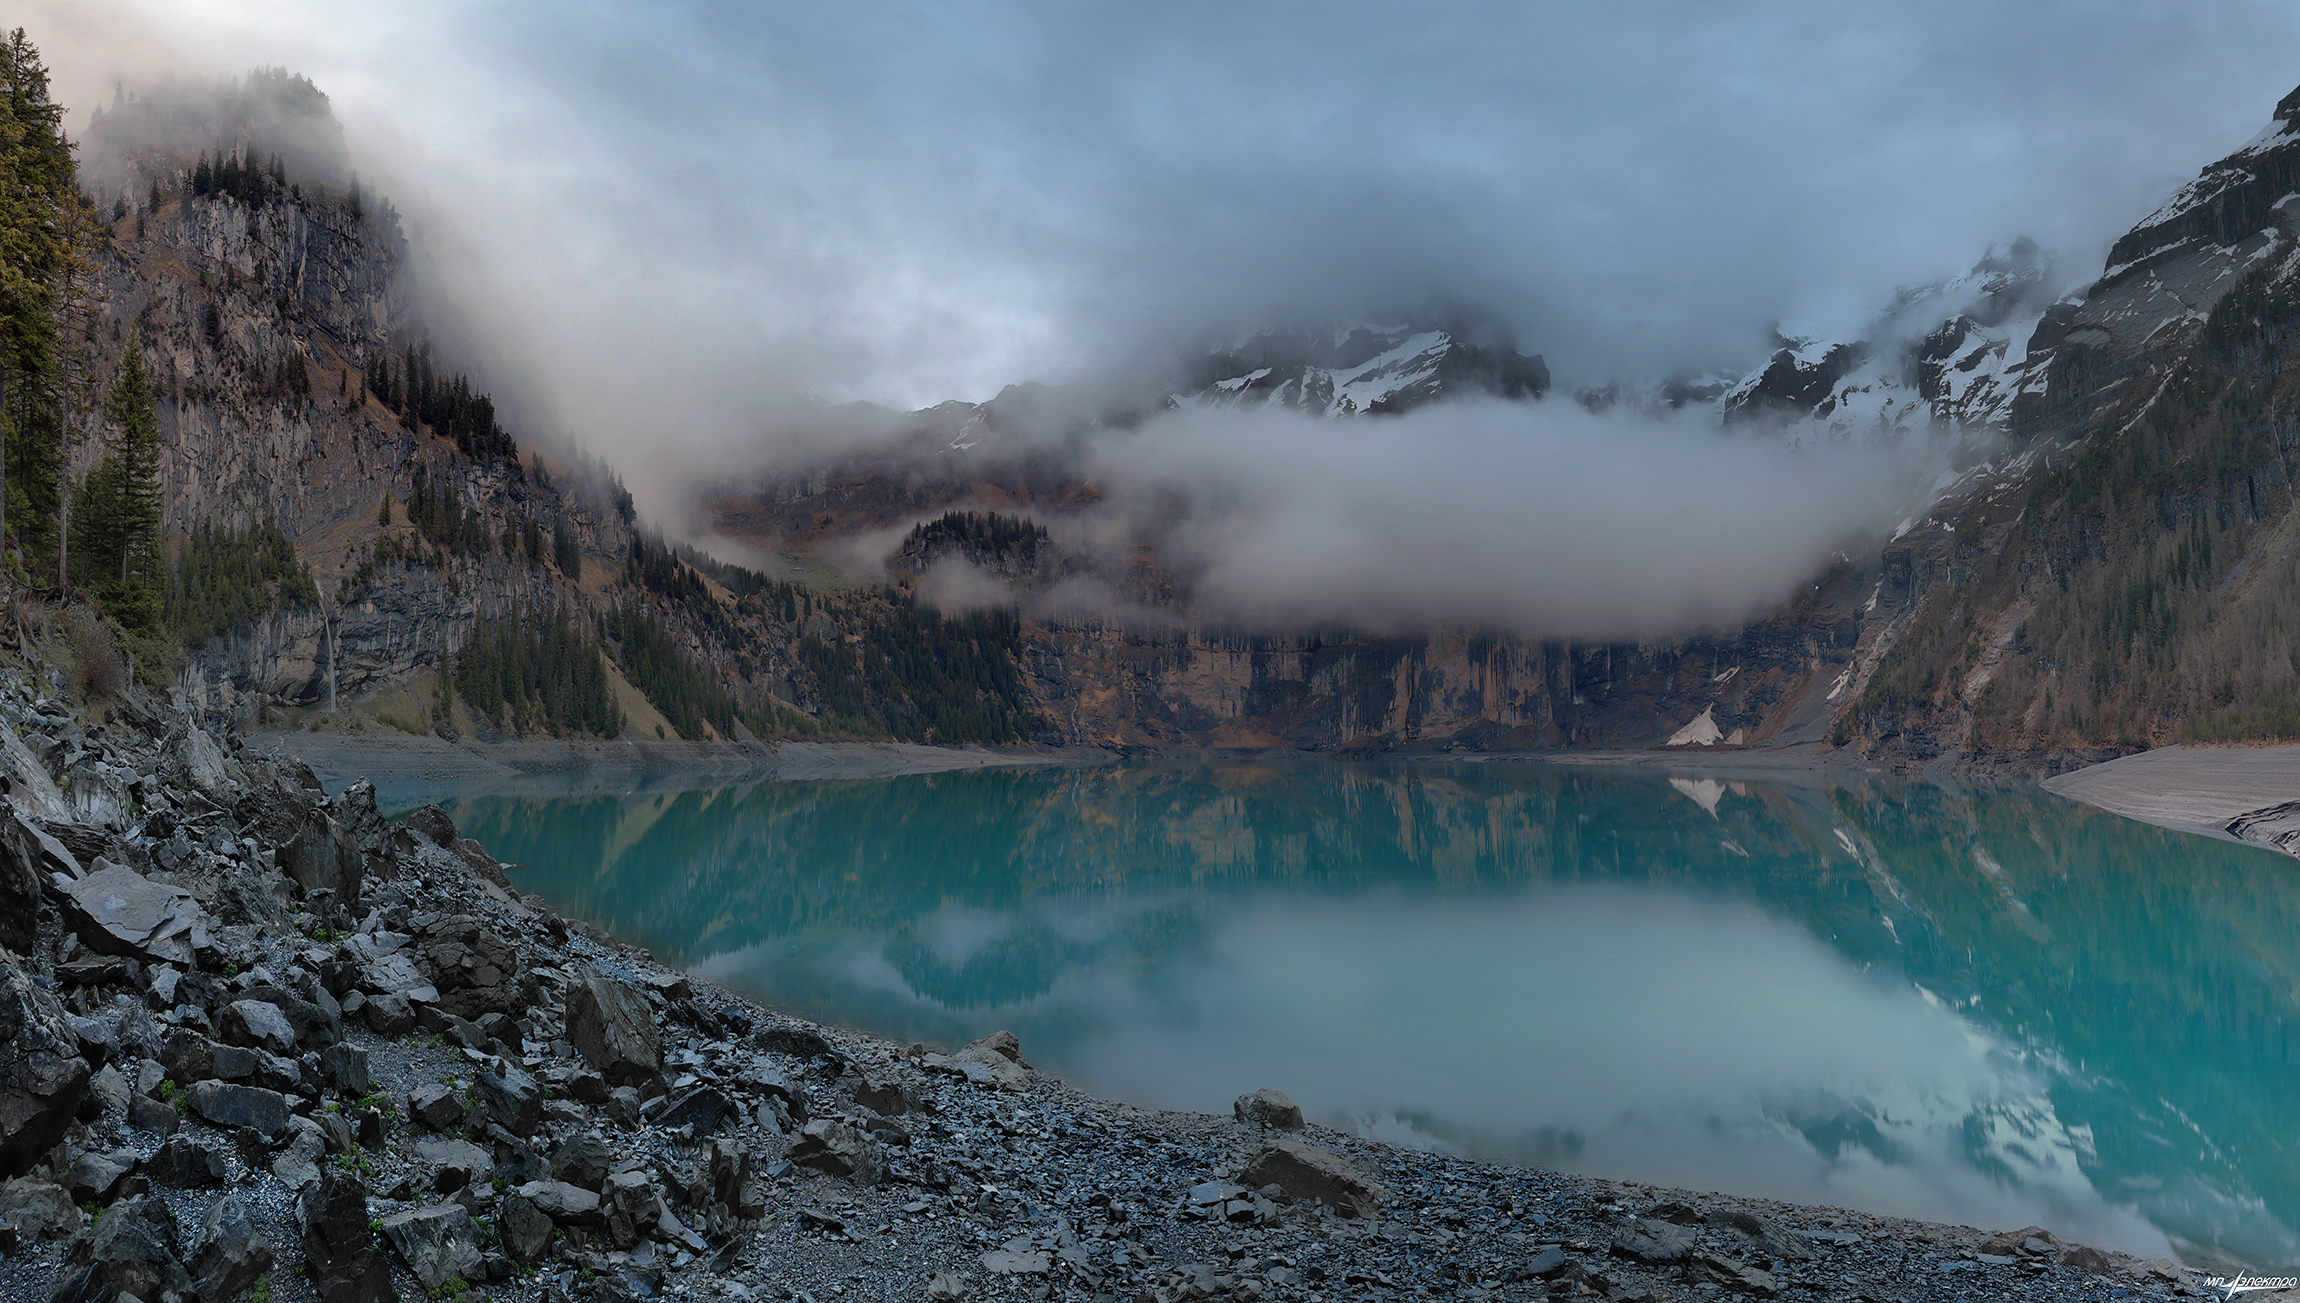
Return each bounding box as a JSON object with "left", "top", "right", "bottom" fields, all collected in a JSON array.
[
  {"left": 0, "top": 671, "right": 2223, "bottom": 1303},
  {"left": 261, "top": 730, "right": 1108, "bottom": 808}
]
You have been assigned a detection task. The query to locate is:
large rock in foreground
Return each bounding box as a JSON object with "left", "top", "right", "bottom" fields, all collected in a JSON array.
[
  {"left": 378, "top": 1202, "right": 485, "bottom": 1292},
  {"left": 51, "top": 1194, "right": 192, "bottom": 1303},
  {"left": 55, "top": 862, "right": 210, "bottom": 965},
  {"left": 567, "top": 965, "right": 659, "bottom": 1085},
  {"left": 1236, "top": 1139, "right": 1387, "bottom": 1219},
  {"left": 414, "top": 914, "right": 533, "bottom": 1020},
  {"left": 302, "top": 1169, "right": 393, "bottom": 1303},
  {"left": 0, "top": 956, "right": 90, "bottom": 1178},
  {"left": 191, "top": 1193, "right": 275, "bottom": 1303}
]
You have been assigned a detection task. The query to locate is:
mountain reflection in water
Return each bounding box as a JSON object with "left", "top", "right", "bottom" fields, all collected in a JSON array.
[{"left": 408, "top": 760, "right": 2300, "bottom": 1270}]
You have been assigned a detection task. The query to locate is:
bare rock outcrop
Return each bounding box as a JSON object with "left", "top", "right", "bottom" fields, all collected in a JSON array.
[{"left": 0, "top": 954, "right": 90, "bottom": 1178}]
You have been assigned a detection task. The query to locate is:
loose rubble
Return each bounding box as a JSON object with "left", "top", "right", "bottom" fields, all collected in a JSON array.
[{"left": 0, "top": 662, "right": 2227, "bottom": 1303}]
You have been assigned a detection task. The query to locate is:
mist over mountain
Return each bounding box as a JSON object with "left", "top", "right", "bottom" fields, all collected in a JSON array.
[
  {"left": 29, "top": 0, "right": 2300, "bottom": 524},
  {"left": 15, "top": 5, "right": 2300, "bottom": 762}
]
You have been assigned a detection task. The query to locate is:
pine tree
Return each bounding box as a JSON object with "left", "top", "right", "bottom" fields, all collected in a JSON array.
[
  {"left": 553, "top": 517, "right": 580, "bottom": 578},
  {"left": 75, "top": 331, "right": 162, "bottom": 631},
  {"left": 0, "top": 29, "right": 86, "bottom": 566}
]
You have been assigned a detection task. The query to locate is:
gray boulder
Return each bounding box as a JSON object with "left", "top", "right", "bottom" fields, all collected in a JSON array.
[
  {"left": 186, "top": 1081, "right": 291, "bottom": 1139},
  {"left": 219, "top": 998, "right": 298, "bottom": 1054},
  {"left": 321, "top": 1042, "right": 370, "bottom": 1095},
  {"left": 334, "top": 781, "right": 396, "bottom": 881},
  {"left": 656, "top": 1084, "right": 733, "bottom": 1134},
  {"left": 413, "top": 914, "right": 532, "bottom": 1020},
  {"left": 167, "top": 725, "right": 242, "bottom": 804},
  {"left": 272, "top": 1115, "right": 327, "bottom": 1189},
  {"left": 361, "top": 991, "right": 414, "bottom": 1036},
  {"left": 499, "top": 1190, "right": 554, "bottom": 1264},
  {"left": 302, "top": 1169, "right": 393, "bottom": 1303},
  {"left": 1693, "top": 1253, "right": 1781, "bottom": 1295},
  {"left": 62, "top": 1147, "right": 135, "bottom": 1202},
  {"left": 602, "top": 1169, "right": 664, "bottom": 1251},
  {"left": 145, "top": 1136, "right": 228, "bottom": 1187},
  {"left": 478, "top": 1064, "right": 541, "bottom": 1137},
  {"left": 951, "top": 1030, "right": 1034, "bottom": 1091},
  {"left": 566, "top": 966, "right": 659, "bottom": 1086},
  {"left": 787, "top": 1118, "right": 886, "bottom": 1185},
  {"left": 280, "top": 806, "right": 364, "bottom": 913},
  {"left": 52, "top": 1194, "right": 190, "bottom": 1303},
  {"left": 0, "top": 956, "right": 91, "bottom": 1177},
  {"left": 0, "top": 1176, "right": 81, "bottom": 1241},
  {"left": 0, "top": 812, "right": 68, "bottom": 953},
  {"left": 56, "top": 863, "right": 209, "bottom": 966},
  {"left": 239, "top": 983, "right": 339, "bottom": 1049},
  {"left": 1613, "top": 1218, "right": 1696, "bottom": 1264},
  {"left": 379, "top": 1202, "right": 486, "bottom": 1292},
  {"left": 851, "top": 1075, "right": 916, "bottom": 1117},
  {"left": 414, "top": 1136, "right": 491, "bottom": 1192},
  {"left": 1234, "top": 1088, "right": 1305, "bottom": 1129},
  {"left": 61, "top": 756, "right": 133, "bottom": 831},
  {"left": 405, "top": 804, "right": 461, "bottom": 850},
  {"left": 1235, "top": 1139, "right": 1387, "bottom": 1219},
  {"left": 127, "top": 1092, "right": 179, "bottom": 1136},
  {"left": 158, "top": 1027, "right": 216, "bottom": 1084},
  {"left": 0, "top": 724, "right": 71, "bottom": 823},
  {"left": 409, "top": 1082, "right": 466, "bottom": 1132},
  {"left": 1706, "top": 1207, "right": 1816, "bottom": 1260},
  {"left": 190, "top": 1193, "right": 275, "bottom": 1303},
  {"left": 514, "top": 1178, "right": 604, "bottom": 1225},
  {"left": 549, "top": 1131, "right": 612, "bottom": 1190}
]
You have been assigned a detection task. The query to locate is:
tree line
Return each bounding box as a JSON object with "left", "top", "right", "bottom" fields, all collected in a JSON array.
[
  {"left": 365, "top": 346, "right": 518, "bottom": 463},
  {"left": 189, "top": 147, "right": 289, "bottom": 207},
  {"left": 452, "top": 603, "right": 620, "bottom": 736},
  {"left": 604, "top": 604, "right": 741, "bottom": 740},
  {"left": 161, "top": 517, "right": 317, "bottom": 649},
  {"left": 798, "top": 599, "right": 1039, "bottom": 743}
]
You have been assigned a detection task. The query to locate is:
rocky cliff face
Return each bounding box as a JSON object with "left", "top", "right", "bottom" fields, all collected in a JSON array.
[
  {"left": 75, "top": 92, "right": 634, "bottom": 722},
  {"left": 1010, "top": 559, "right": 1872, "bottom": 753},
  {"left": 1825, "top": 81, "right": 2300, "bottom": 765}
]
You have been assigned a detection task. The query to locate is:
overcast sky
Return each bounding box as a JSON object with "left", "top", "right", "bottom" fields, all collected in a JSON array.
[
  {"left": 25, "top": 0, "right": 2300, "bottom": 578},
  {"left": 34, "top": 2, "right": 2300, "bottom": 400}
]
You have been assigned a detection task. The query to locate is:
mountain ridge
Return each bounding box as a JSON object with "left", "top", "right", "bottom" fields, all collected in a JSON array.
[{"left": 25, "top": 43, "right": 2300, "bottom": 765}]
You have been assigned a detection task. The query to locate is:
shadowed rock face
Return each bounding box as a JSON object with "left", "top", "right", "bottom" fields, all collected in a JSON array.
[
  {"left": 302, "top": 1169, "right": 393, "bottom": 1303},
  {"left": 567, "top": 966, "right": 661, "bottom": 1086},
  {"left": 53, "top": 1194, "right": 192, "bottom": 1303},
  {"left": 191, "top": 1194, "right": 276, "bottom": 1303},
  {"left": 0, "top": 956, "right": 91, "bottom": 1179}
]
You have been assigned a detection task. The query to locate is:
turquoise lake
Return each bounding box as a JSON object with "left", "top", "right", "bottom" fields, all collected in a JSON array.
[{"left": 380, "top": 760, "right": 2300, "bottom": 1271}]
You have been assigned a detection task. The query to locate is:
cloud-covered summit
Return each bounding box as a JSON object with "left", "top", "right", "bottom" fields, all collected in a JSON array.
[{"left": 27, "top": 0, "right": 2300, "bottom": 521}]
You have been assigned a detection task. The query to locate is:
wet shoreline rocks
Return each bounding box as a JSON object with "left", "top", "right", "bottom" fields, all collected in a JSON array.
[{"left": 0, "top": 669, "right": 2217, "bottom": 1303}]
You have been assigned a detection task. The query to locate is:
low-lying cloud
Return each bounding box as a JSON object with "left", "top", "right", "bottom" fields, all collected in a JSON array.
[
  {"left": 25, "top": 0, "right": 2300, "bottom": 529},
  {"left": 1076, "top": 401, "right": 1925, "bottom": 637}
]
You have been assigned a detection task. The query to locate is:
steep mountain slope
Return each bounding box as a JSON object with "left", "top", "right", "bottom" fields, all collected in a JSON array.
[
  {"left": 70, "top": 83, "right": 628, "bottom": 721},
  {"left": 1715, "top": 238, "right": 2059, "bottom": 444},
  {"left": 1834, "top": 82, "right": 2300, "bottom": 764}
]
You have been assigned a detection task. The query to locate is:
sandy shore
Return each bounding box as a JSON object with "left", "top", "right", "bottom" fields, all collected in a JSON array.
[
  {"left": 255, "top": 728, "right": 1111, "bottom": 802},
  {"left": 2043, "top": 743, "right": 2300, "bottom": 839}
]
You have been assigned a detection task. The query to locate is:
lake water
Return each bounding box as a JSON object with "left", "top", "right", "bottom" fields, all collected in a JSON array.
[{"left": 385, "top": 759, "right": 2300, "bottom": 1271}]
